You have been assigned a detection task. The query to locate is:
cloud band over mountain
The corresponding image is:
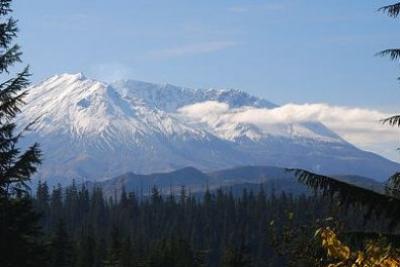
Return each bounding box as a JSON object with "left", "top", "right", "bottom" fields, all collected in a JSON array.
[{"left": 178, "top": 101, "right": 400, "bottom": 161}]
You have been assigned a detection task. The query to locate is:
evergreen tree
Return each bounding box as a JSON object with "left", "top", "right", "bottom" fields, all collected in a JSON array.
[
  {"left": 221, "top": 245, "right": 252, "bottom": 267},
  {"left": 0, "top": 18, "right": 40, "bottom": 198},
  {"left": 120, "top": 237, "right": 134, "bottom": 267},
  {"left": 77, "top": 225, "right": 97, "bottom": 267},
  {"left": 0, "top": 1, "right": 45, "bottom": 266},
  {"left": 36, "top": 181, "right": 50, "bottom": 209},
  {"left": 104, "top": 226, "right": 122, "bottom": 267},
  {"left": 90, "top": 186, "right": 108, "bottom": 233},
  {"left": 148, "top": 238, "right": 201, "bottom": 267},
  {"left": 49, "top": 219, "right": 74, "bottom": 267},
  {"left": 94, "top": 237, "right": 108, "bottom": 267},
  {"left": 0, "top": 197, "right": 46, "bottom": 266},
  {"left": 35, "top": 180, "right": 50, "bottom": 230},
  {"left": 49, "top": 184, "right": 64, "bottom": 230}
]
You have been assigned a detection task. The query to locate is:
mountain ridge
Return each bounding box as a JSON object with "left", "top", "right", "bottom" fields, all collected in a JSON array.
[
  {"left": 93, "top": 165, "right": 384, "bottom": 198},
  {"left": 18, "top": 73, "right": 400, "bottom": 184}
]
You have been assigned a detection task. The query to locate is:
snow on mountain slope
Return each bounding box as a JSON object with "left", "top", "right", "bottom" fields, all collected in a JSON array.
[
  {"left": 111, "top": 79, "right": 276, "bottom": 112},
  {"left": 176, "top": 101, "right": 344, "bottom": 143},
  {"left": 18, "top": 73, "right": 400, "bottom": 184}
]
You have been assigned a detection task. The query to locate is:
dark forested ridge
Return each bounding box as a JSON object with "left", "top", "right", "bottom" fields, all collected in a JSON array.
[
  {"left": 31, "top": 181, "right": 391, "bottom": 267},
  {"left": 92, "top": 165, "right": 384, "bottom": 199}
]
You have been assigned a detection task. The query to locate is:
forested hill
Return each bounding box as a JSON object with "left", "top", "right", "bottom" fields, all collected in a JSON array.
[{"left": 90, "top": 165, "right": 384, "bottom": 198}]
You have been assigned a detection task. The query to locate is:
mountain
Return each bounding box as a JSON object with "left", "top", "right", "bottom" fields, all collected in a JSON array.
[
  {"left": 94, "top": 166, "right": 384, "bottom": 198},
  {"left": 98, "top": 167, "right": 211, "bottom": 195},
  {"left": 18, "top": 73, "right": 400, "bottom": 184}
]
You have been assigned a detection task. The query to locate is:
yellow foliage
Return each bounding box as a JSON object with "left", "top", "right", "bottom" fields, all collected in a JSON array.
[{"left": 316, "top": 228, "right": 400, "bottom": 267}]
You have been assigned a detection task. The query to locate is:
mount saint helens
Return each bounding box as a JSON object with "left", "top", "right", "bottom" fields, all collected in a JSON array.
[{"left": 18, "top": 73, "right": 400, "bottom": 184}]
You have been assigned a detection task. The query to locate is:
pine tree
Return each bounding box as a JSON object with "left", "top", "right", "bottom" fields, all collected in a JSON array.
[
  {"left": 148, "top": 239, "right": 201, "bottom": 267},
  {"left": 0, "top": 197, "right": 46, "bottom": 266},
  {"left": 36, "top": 180, "right": 50, "bottom": 210},
  {"left": 0, "top": 1, "right": 45, "bottom": 266},
  {"left": 49, "top": 219, "right": 74, "bottom": 267},
  {"left": 94, "top": 237, "right": 108, "bottom": 267},
  {"left": 120, "top": 237, "right": 134, "bottom": 267},
  {"left": 77, "top": 225, "right": 97, "bottom": 267},
  {"left": 221, "top": 245, "right": 252, "bottom": 267},
  {"left": 50, "top": 184, "right": 64, "bottom": 230},
  {"left": 35, "top": 180, "right": 50, "bottom": 230},
  {"left": 104, "top": 225, "right": 122, "bottom": 267}
]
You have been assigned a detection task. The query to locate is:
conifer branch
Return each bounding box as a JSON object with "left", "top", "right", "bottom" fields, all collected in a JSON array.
[
  {"left": 290, "top": 169, "right": 400, "bottom": 228},
  {"left": 0, "top": 18, "right": 17, "bottom": 49},
  {"left": 0, "top": 44, "right": 21, "bottom": 73},
  {"left": 0, "top": 0, "right": 11, "bottom": 16},
  {"left": 381, "top": 115, "right": 400, "bottom": 127},
  {"left": 379, "top": 2, "right": 400, "bottom": 18},
  {"left": 376, "top": 49, "right": 400, "bottom": 62},
  {"left": 0, "top": 67, "right": 30, "bottom": 120},
  {"left": 2, "top": 143, "right": 41, "bottom": 193}
]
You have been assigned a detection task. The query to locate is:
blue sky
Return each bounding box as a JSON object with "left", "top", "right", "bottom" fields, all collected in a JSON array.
[{"left": 13, "top": 0, "right": 400, "bottom": 110}]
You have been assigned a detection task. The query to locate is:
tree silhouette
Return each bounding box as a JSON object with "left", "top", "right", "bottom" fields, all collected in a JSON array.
[{"left": 0, "top": 1, "right": 45, "bottom": 266}]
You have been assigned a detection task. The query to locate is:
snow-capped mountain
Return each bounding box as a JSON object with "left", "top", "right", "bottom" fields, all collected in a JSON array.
[{"left": 18, "top": 73, "right": 400, "bottom": 184}]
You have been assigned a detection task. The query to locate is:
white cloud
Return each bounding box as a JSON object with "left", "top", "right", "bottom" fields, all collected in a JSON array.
[
  {"left": 148, "top": 41, "right": 237, "bottom": 59},
  {"left": 179, "top": 101, "right": 230, "bottom": 119},
  {"left": 178, "top": 101, "right": 400, "bottom": 161}
]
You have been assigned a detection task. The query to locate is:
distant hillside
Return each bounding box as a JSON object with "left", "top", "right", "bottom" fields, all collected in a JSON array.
[{"left": 92, "top": 165, "right": 384, "bottom": 198}]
